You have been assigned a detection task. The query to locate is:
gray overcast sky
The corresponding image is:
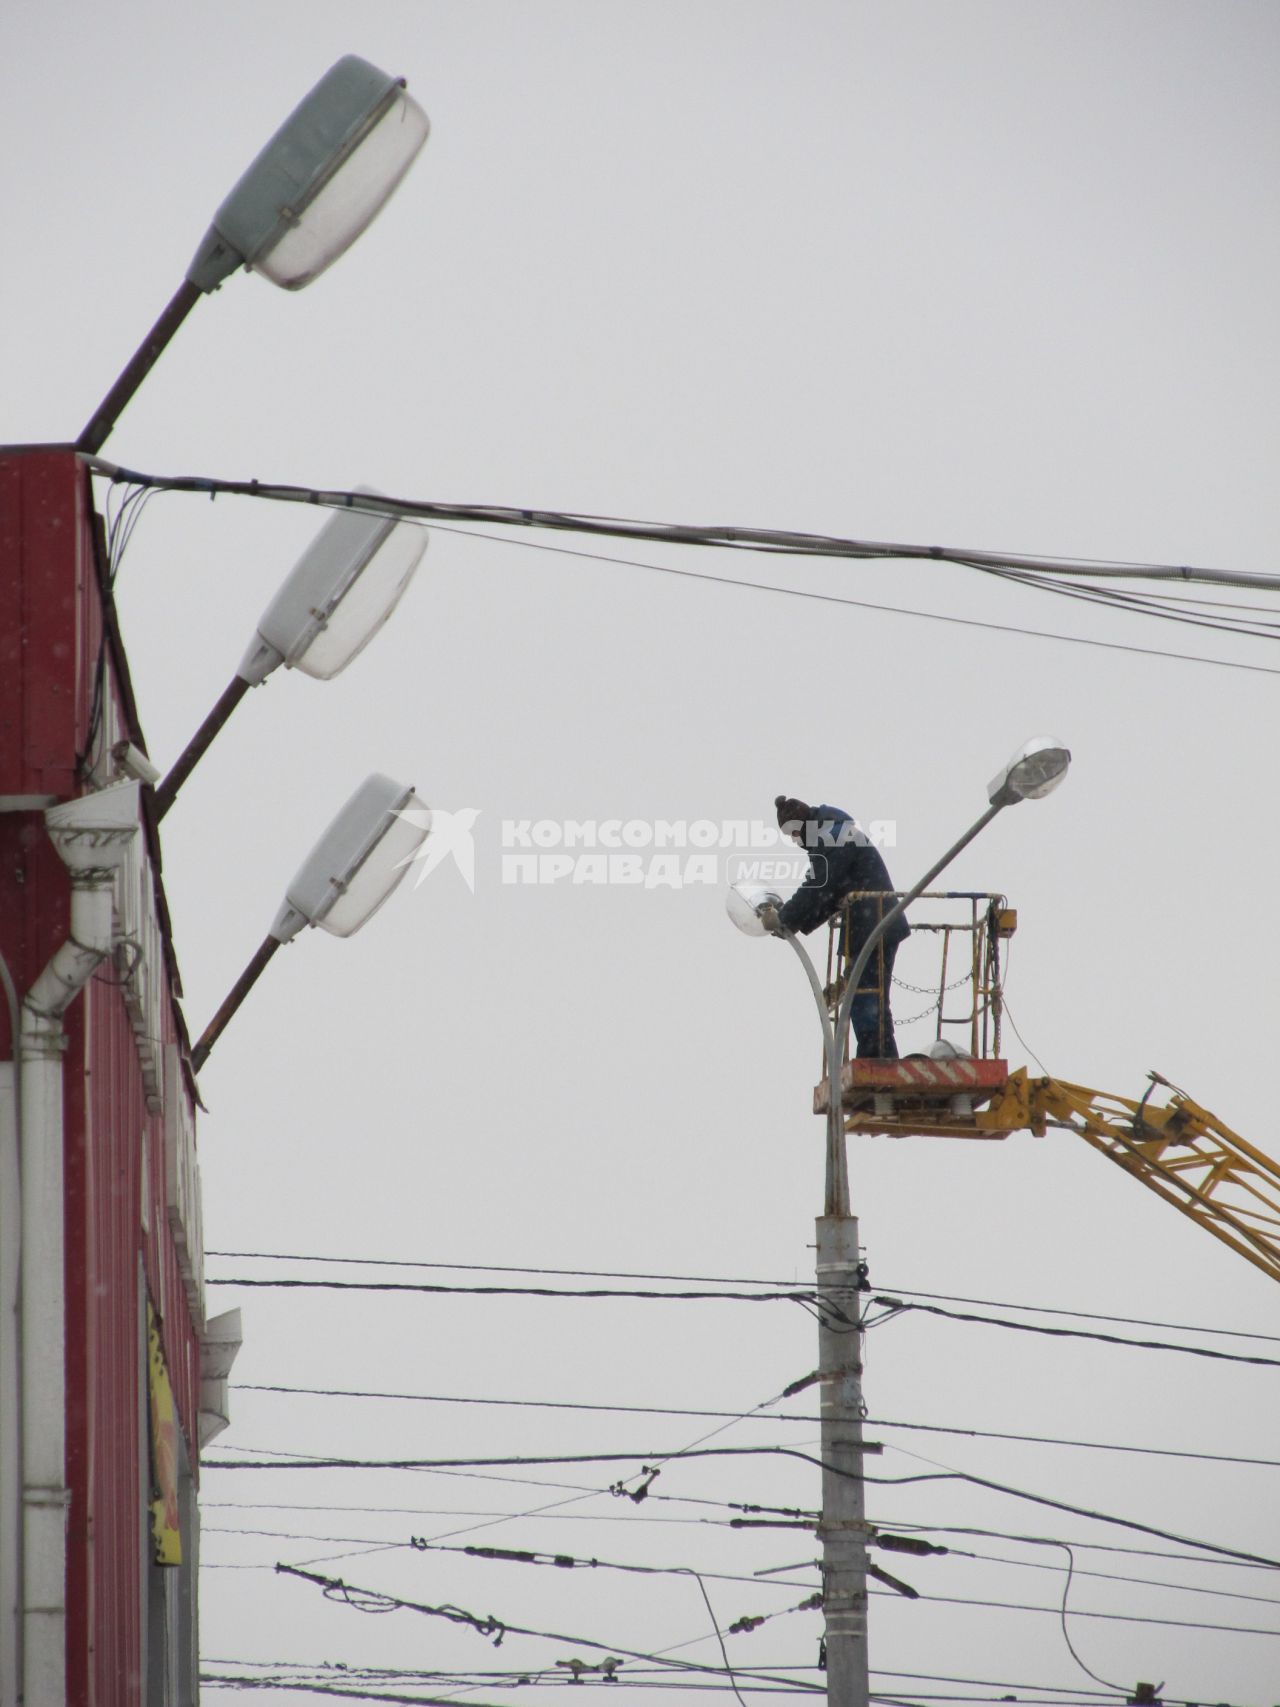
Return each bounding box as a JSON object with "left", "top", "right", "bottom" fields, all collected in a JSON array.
[{"left": 5, "top": 1, "right": 1280, "bottom": 1700}]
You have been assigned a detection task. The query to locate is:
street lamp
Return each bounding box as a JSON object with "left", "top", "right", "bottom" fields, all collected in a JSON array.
[
  {"left": 723, "top": 883, "right": 783, "bottom": 938},
  {"left": 726, "top": 736, "right": 1070, "bottom": 1707},
  {"left": 154, "top": 494, "right": 427, "bottom": 819},
  {"left": 190, "top": 772, "right": 428, "bottom": 1072},
  {"left": 77, "top": 55, "right": 429, "bottom": 454}
]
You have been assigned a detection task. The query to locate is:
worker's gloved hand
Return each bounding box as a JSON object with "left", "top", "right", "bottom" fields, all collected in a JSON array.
[{"left": 758, "top": 902, "right": 785, "bottom": 937}]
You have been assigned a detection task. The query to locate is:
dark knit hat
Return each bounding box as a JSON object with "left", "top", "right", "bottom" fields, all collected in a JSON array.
[{"left": 775, "top": 795, "right": 811, "bottom": 829}]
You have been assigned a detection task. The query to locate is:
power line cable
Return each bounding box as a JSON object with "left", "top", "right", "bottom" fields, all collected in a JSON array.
[
  {"left": 206, "top": 1528, "right": 818, "bottom": 1593},
  {"left": 871, "top": 1296, "right": 1280, "bottom": 1369},
  {"left": 426, "top": 521, "right": 1280, "bottom": 680},
  {"left": 203, "top": 1656, "right": 1126, "bottom": 1695},
  {"left": 271, "top": 1382, "right": 809, "bottom": 1570},
  {"left": 202, "top": 1273, "right": 1279, "bottom": 1368},
  {"left": 870, "top": 1583, "right": 1280, "bottom": 1642},
  {"left": 972, "top": 561, "right": 1280, "bottom": 642},
  {"left": 86, "top": 463, "right": 1280, "bottom": 592},
  {"left": 207, "top": 1523, "right": 1280, "bottom": 1615},
  {"left": 200, "top": 1657, "right": 1133, "bottom": 1702},
  {"left": 205, "top": 1277, "right": 819, "bottom": 1308},
  {"left": 872, "top": 1519, "right": 1280, "bottom": 1573},
  {"left": 278, "top": 1562, "right": 1280, "bottom": 1695},
  {"left": 207, "top": 1503, "right": 740, "bottom": 1531},
  {"left": 205, "top": 1249, "right": 806, "bottom": 1282},
  {"left": 208, "top": 1472, "right": 1280, "bottom": 1580},
  {"left": 200, "top": 1682, "right": 824, "bottom": 1702},
  {"left": 200, "top": 1685, "right": 515, "bottom": 1704},
  {"left": 398, "top": 1383, "right": 802, "bottom": 1560},
  {"left": 207, "top": 1444, "right": 1280, "bottom": 1567},
  {"left": 275, "top": 1563, "right": 824, "bottom": 1693},
  {"left": 86, "top": 464, "right": 1280, "bottom": 679},
  {"left": 948, "top": 1544, "right": 1280, "bottom": 1610},
  {"left": 203, "top": 1251, "right": 1280, "bottom": 1346},
  {"left": 265, "top": 1383, "right": 813, "bottom": 1572},
  {"left": 210, "top": 1453, "right": 819, "bottom": 1522},
  {"left": 229, "top": 1383, "right": 1280, "bottom": 1471}
]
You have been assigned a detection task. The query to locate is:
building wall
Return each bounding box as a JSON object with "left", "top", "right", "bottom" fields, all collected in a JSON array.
[{"left": 0, "top": 446, "right": 203, "bottom": 1706}]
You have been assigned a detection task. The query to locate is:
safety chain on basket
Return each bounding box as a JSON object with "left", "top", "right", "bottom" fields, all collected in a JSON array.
[
  {"left": 891, "top": 971, "right": 972, "bottom": 996},
  {"left": 894, "top": 999, "right": 947, "bottom": 1029}
]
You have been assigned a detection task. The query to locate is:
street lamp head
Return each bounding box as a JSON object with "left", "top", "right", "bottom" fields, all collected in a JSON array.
[
  {"left": 190, "top": 770, "right": 429, "bottom": 1071},
  {"left": 725, "top": 883, "right": 784, "bottom": 938},
  {"left": 987, "top": 736, "right": 1071, "bottom": 807},
  {"left": 155, "top": 498, "right": 425, "bottom": 819},
  {"left": 187, "top": 55, "right": 429, "bottom": 294},
  {"left": 270, "top": 772, "right": 430, "bottom": 943},
  {"left": 238, "top": 493, "right": 427, "bottom": 686},
  {"left": 77, "top": 55, "right": 428, "bottom": 454}
]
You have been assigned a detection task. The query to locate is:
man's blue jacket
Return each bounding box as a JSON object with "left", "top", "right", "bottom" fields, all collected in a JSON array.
[{"left": 777, "top": 804, "right": 910, "bottom": 948}]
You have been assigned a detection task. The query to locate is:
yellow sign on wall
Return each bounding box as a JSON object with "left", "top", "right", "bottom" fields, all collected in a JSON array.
[{"left": 147, "top": 1305, "right": 182, "bottom": 1566}]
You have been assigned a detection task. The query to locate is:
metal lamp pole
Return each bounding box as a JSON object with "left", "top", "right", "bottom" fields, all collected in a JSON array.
[{"left": 770, "top": 740, "right": 1069, "bottom": 1707}]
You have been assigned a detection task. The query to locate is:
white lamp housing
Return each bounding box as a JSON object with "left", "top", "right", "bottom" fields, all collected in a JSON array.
[
  {"left": 187, "top": 55, "right": 429, "bottom": 294},
  {"left": 987, "top": 736, "right": 1072, "bottom": 807},
  {"left": 238, "top": 492, "right": 427, "bottom": 685},
  {"left": 271, "top": 772, "right": 430, "bottom": 943},
  {"left": 725, "top": 883, "right": 784, "bottom": 938}
]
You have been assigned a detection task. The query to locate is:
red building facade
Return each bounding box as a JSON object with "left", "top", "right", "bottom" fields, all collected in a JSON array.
[{"left": 1, "top": 446, "right": 229, "bottom": 1705}]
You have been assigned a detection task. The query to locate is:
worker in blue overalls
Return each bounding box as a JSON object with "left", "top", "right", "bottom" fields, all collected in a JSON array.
[{"left": 762, "top": 795, "right": 909, "bottom": 1059}]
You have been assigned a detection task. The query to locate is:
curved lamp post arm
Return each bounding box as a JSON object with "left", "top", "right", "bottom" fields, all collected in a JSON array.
[
  {"left": 783, "top": 927, "right": 841, "bottom": 1088},
  {"left": 826, "top": 798, "right": 1004, "bottom": 1214},
  {"left": 776, "top": 925, "right": 853, "bottom": 1220}
]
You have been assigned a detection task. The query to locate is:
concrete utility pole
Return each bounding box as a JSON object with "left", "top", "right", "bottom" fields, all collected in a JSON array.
[
  {"left": 779, "top": 933, "right": 872, "bottom": 1707},
  {"left": 759, "top": 742, "right": 1070, "bottom": 1707},
  {"left": 814, "top": 1211, "right": 871, "bottom": 1706}
]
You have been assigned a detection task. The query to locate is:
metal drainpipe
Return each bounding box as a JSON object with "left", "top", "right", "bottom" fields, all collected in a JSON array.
[
  {"left": 19, "top": 871, "right": 117, "bottom": 1706},
  {"left": 0, "top": 949, "right": 22, "bottom": 1707}
]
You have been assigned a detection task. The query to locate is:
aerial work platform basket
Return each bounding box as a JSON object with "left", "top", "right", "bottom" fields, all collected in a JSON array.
[
  {"left": 812, "top": 889, "right": 1020, "bottom": 1138},
  {"left": 800, "top": 890, "right": 1280, "bottom": 1286}
]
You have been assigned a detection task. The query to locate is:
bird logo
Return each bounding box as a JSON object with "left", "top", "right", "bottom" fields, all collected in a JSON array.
[{"left": 393, "top": 805, "right": 480, "bottom": 893}]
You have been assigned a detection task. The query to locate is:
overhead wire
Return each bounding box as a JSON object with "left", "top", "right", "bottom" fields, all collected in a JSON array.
[
  {"left": 204, "top": 1520, "right": 1280, "bottom": 1617},
  {"left": 209, "top": 1453, "right": 816, "bottom": 1520},
  {"left": 970, "top": 561, "right": 1280, "bottom": 641},
  {"left": 205, "top": 1528, "right": 818, "bottom": 1593},
  {"left": 279, "top": 1378, "right": 809, "bottom": 1571},
  {"left": 933, "top": 1543, "right": 1280, "bottom": 1610},
  {"left": 868, "top": 1296, "right": 1280, "bottom": 1369},
  {"left": 424, "top": 521, "right": 1280, "bottom": 680},
  {"left": 199, "top": 1682, "right": 823, "bottom": 1702},
  {"left": 231, "top": 1382, "right": 1280, "bottom": 1470},
  {"left": 1029, "top": 1540, "right": 1124, "bottom": 1693},
  {"left": 205, "top": 1277, "right": 818, "bottom": 1307},
  {"left": 86, "top": 464, "right": 1280, "bottom": 679},
  {"left": 202, "top": 1656, "right": 1122, "bottom": 1694},
  {"left": 82, "top": 476, "right": 166, "bottom": 777},
  {"left": 85, "top": 463, "right": 1280, "bottom": 590},
  {"left": 203, "top": 1250, "right": 1280, "bottom": 1346},
  {"left": 872, "top": 1519, "right": 1280, "bottom": 1573},
  {"left": 274, "top": 1563, "right": 825, "bottom": 1694},
  {"left": 868, "top": 1582, "right": 1280, "bottom": 1642},
  {"left": 206, "top": 1500, "right": 743, "bottom": 1530},
  {"left": 279, "top": 1559, "right": 1280, "bottom": 1688},
  {"left": 206, "top": 1442, "right": 1280, "bottom": 1568},
  {"left": 198, "top": 1655, "right": 1173, "bottom": 1705},
  {"left": 203, "top": 1270, "right": 1278, "bottom": 1367}
]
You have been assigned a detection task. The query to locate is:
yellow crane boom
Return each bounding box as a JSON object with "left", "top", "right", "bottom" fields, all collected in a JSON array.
[
  {"left": 978, "top": 1069, "right": 1280, "bottom": 1288},
  {"left": 819, "top": 894, "right": 1280, "bottom": 1286}
]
